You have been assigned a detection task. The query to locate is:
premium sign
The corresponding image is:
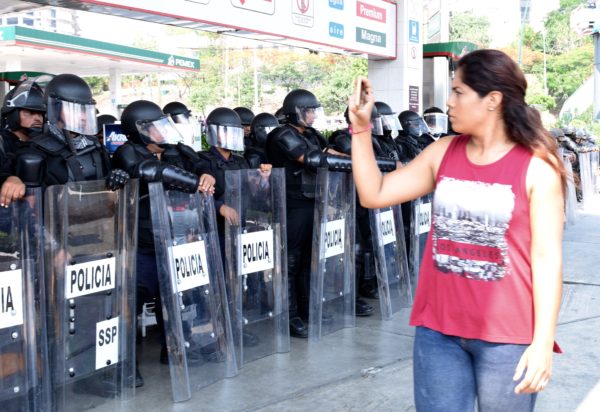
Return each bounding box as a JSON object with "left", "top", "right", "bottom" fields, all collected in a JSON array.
[
  {"left": 239, "top": 229, "right": 274, "bottom": 275},
  {"left": 376, "top": 209, "right": 396, "bottom": 246},
  {"left": 0, "top": 269, "right": 23, "bottom": 330},
  {"left": 322, "top": 218, "right": 345, "bottom": 259},
  {"left": 170, "top": 241, "right": 210, "bottom": 293},
  {"left": 66, "top": 257, "right": 116, "bottom": 299}
]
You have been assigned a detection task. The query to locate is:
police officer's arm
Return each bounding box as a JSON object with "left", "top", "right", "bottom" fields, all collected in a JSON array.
[
  {"left": 176, "top": 143, "right": 216, "bottom": 194},
  {"left": 348, "top": 78, "right": 449, "bottom": 208}
]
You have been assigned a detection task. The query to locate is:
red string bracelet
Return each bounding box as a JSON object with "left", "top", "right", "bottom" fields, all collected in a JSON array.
[{"left": 348, "top": 124, "right": 372, "bottom": 135}]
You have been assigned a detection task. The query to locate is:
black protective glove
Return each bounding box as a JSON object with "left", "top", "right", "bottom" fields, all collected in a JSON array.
[
  {"left": 106, "top": 168, "right": 130, "bottom": 191},
  {"left": 137, "top": 159, "right": 199, "bottom": 193}
]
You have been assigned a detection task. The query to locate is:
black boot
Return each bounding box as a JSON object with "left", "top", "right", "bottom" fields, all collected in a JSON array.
[
  {"left": 289, "top": 316, "right": 308, "bottom": 338},
  {"left": 287, "top": 253, "right": 308, "bottom": 338},
  {"left": 356, "top": 298, "right": 374, "bottom": 317}
]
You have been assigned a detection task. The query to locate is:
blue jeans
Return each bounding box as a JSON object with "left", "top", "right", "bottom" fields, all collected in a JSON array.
[{"left": 413, "top": 326, "right": 537, "bottom": 412}]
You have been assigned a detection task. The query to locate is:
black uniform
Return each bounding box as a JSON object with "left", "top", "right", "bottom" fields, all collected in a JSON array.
[
  {"left": 16, "top": 125, "right": 113, "bottom": 188},
  {"left": 267, "top": 124, "right": 325, "bottom": 320},
  {"left": 197, "top": 146, "right": 249, "bottom": 237}
]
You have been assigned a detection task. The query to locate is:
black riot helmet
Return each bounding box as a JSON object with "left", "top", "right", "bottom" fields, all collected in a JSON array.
[
  {"left": 282, "top": 89, "right": 323, "bottom": 128},
  {"left": 1, "top": 79, "right": 46, "bottom": 131},
  {"left": 374, "top": 101, "right": 401, "bottom": 135},
  {"left": 45, "top": 73, "right": 97, "bottom": 135},
  {"left": 249, "top": 112, "right": 279, "bottom": 147},
  {"left": 96, "top": 114, "right": 117, "bottom": 135},
  {"left": 399, "top": 110, "right": 430, "bottom": 139},
  {"left": 121, "top": 100, "right": 183, "bottom": 146},
  {"left": 233, "top": 106, "right": 255, "bottom": 126},
  {"left": 163, "top": 101, "right": 191, "bottom": 119},
  {"left": 205, "top": 107, "right": 244, "bottom": 151},
  {"left": 549, "top": 128, "right": 565, "bottom": 141}
]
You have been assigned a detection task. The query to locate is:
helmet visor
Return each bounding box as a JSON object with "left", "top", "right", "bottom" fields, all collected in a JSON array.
[
  {"left": 371, "top": 116, "right": 384, "bottom": 136},
  {"left": 381, "top": 114, "right": 402, "bottom": 132},
  {"left": 424, "top": 113, "right": 448, "bottom": 135},
  {"left": 171, "top": 112, "right": 192, "bottom": 124},
  {"left": 136, "top": 115, "right": 184, "bottom": 145},
  {"left": 206, "top": 124, "right": 244, "bottom": 151},
  {"left": 5, "top": 80, "right": 45, "bottom": 112},
  {"left": 172, "top": 115, "right": 202, "bottom": 146},
  {"left": 407, "top": 117, "right": 430, "bottom": 137},
  {"left": 47, "top": 97, "right": 97, "bottom": 135},
  {"left": 295, "top": 106, "right": 324, "bottom": 128}
]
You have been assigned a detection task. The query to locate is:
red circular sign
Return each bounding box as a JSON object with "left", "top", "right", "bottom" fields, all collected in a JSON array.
[{"left": 297, "top": 0, "right": 310, "bottom": 14}]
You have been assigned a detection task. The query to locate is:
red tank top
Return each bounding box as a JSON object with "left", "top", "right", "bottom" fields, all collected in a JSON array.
[{"left": 410, "top": 135, "right": 536, "bottom": 345}]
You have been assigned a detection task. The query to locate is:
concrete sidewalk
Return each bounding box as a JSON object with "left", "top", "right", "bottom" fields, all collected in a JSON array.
[{"left": 131, "top": 206, "right": 600, "bottom": 412}]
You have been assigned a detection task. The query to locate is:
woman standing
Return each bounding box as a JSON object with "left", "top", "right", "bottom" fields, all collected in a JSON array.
[{"left": 349, "top": 49, "right": 565, "bottom": 411}]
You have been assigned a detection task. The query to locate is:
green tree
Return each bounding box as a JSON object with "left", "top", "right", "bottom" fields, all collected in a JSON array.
[
  {"left": 449, "top": 11, "right": 491, "bottom": 48},
  {"left": 316, "top": 56, "right": 367, "bottom": 115},
  {"left": 541, "top": 43, "right": 594, "bottom": 113}
]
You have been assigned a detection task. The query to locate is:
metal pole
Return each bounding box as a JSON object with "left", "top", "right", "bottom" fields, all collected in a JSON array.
[
  {"left": 543, "top": 30, "right": 548, "bottom": 95},
  {"left": 518, "top": 0, "right": 530, "bottom": 67},
  {"left": 594, "top": 32, "right": 600, "bottom": 122}
]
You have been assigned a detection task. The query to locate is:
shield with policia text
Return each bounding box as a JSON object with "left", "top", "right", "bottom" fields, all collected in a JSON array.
[
  {"left": 0, "top": 188, "right": 49, "bottom": 412},
  {"left": 148, "top": 184, "right": 237, "bottom": 403},
  {"left": 224, "top": 168, "right": 289, "bottom": 367},
  {"left": 369, "top": 205, "right": 412, "bottom": 320},
  {"left": 44, "top": 180, "right": 138, "bottom": 411},
  {"left": 309, "top": 169, "right": 355, "bottom": 340},
  {"left": 579, "top": 152, "right": 596, "bottom": 210},
  {"left": 409, "top": 193, "right": 432, "bottom": 295}
]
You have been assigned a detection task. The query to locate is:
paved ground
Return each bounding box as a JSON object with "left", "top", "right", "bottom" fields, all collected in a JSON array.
[{"left": 129, "top": 204, "right": 600, "bottom": 412}]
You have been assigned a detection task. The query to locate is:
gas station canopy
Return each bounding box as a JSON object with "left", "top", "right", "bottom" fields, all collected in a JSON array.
[
  {"left": 0, "top": 25, "right": 200, "bottom": 76},
  {"left": 17, "top": 0, "right": 398, "bottom": 59}
]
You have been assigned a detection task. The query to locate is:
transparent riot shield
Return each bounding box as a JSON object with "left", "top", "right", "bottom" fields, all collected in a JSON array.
[
  {"left": 0, "top": 188, "right": 49, "bottom": 412},
  {"left": 309, "top": 170, "right": 355, "bottom": 340},
  {"left": 369, "top": 205, "right": 412, "bottom": 320},
  {"left": 579, "top": 152, "right": 595, "bottom": 210},
  {"left": 591, "top": 151, "right": 599, "bottom": 193},
  {"left": 44, "top": 180, "right": 138, "bottom": 411},
  {"left": 410, "top": 194, "right": 433, "bottom": 295},
  {"left": 563, "top": 155, "right": 578, "bottom": 225},
  {"left": 148, "top": 184, "right": 237, "bottom": 403},
  {"left": 224, "top": 168, "right": 289, "bottom": 368}
]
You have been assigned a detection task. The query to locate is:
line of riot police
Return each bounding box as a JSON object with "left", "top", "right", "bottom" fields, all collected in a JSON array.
[{"left": 0, "top": 74, "right": 451, "bottom": 408}]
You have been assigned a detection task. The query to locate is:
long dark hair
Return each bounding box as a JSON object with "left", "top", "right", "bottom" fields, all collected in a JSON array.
[{"left": 457, "top": 49, "right": 567, "bottom": 194}]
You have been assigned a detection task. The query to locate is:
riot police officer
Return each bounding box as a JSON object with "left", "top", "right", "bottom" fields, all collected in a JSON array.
[
  {"left": 197, "top": 108, "right": 253, "bottom": 232},
  {"left": 15, "top": 73, "right": 128, "bottom": 190},
  {"left": 398, "top": 110, "right": 434, "bottom": 151},
  {"left": 0, "top": 78, "right": 46, "bottom": 206},
  {"left": 423, "top": 106, "right": 449, "bottom": 141},
  {"left": 244, "top": 112, "right": 278, "bottom": 169},
  {"left": 233, "top": 106, "right": 255, "bottom": 148},
  {"left": 163, "top": 101, "right": 203, "bottom": 150},
  {"left": 112, "top": 100, "right": 214, "bottom": 386},
  {"left": 266, "top": 89, "right": 332, "bottom": 338},
  {"left": 96, "top": 113, "right": 117, "bottom": 146}
]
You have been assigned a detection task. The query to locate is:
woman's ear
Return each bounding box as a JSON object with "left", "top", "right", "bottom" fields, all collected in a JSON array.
[{"left": 487, "top": 91, "right": 503, "bottom": 111}]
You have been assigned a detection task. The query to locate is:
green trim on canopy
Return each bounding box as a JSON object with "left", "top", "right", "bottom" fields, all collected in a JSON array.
[
  {"left": 0, "top": 26, "right": 200, "bottom": 71},
  {"left": 423, "top": 42, "right": 479, "bottom": 60}
]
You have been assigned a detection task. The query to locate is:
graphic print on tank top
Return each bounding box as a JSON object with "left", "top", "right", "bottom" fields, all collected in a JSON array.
[{"left": 432, "top": 176, "right": 515, "bottom": 281}]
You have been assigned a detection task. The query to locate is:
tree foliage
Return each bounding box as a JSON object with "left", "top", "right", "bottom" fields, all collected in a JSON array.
[{"left": 449, "top": 11, "right": 491, "bottom": 48}]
